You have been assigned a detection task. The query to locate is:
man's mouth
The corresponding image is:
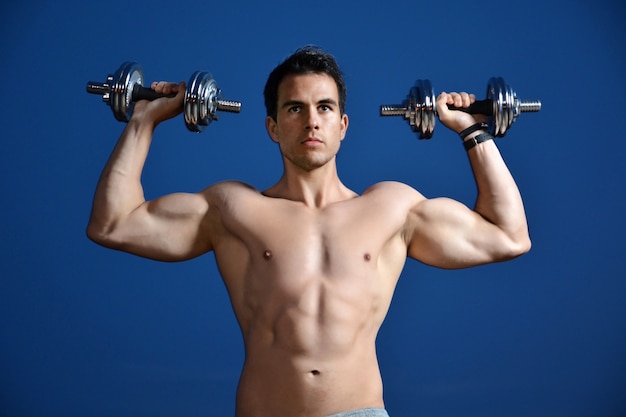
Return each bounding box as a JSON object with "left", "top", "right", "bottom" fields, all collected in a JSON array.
[{"left": 302, "top": 137, "right": 323, "bottom": 144}]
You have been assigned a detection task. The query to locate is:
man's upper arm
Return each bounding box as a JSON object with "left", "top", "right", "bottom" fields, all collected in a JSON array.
[
  {"left": 91, "top": 189, "right": 216, "bottom": 262},
  {"left": 406, "top": 197, "right": 521, "bottom": 269}
]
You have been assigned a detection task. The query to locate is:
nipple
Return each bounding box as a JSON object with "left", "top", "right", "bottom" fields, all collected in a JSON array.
[
  {"left": 263, "top": 250, "right": 273, "bottom": 260},
  {"left": 364, "top": 253, "right": 371, "bottom": 262}
]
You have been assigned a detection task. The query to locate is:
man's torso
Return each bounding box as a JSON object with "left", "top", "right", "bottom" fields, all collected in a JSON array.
[{"left": 204, "top": 180, "right": 421, "bottom": 416}]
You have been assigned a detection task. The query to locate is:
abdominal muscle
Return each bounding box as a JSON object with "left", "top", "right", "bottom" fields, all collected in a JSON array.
[{"left": 234, "top": 265, "right": 389, "bottom": 417}]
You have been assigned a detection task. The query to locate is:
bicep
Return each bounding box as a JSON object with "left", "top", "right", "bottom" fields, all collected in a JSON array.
[
  {"left": 407, "top": 197, "right": 516, "bottom": 269},
  {"left": 106, "top": 192, "right": 214, "bottom": 261}
]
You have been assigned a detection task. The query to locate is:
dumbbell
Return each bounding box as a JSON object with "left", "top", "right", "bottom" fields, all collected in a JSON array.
[
  {"left": 380, "top": 77, "right": 541, "bottom": 139},
  {"left": 86, "top": 62, "right": 241, "bottom": 132}
]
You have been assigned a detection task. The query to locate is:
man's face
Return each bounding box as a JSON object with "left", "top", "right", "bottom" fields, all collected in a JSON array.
[{"left": 266, "top": 73, "right": 349, "bottom": 172}]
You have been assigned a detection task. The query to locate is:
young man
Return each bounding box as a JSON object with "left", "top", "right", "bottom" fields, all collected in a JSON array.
[{"left": 87, "top": 46, "right": 530, "bottom": 417}]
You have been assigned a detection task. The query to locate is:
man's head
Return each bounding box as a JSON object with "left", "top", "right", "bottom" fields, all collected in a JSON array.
[{"left": 264, "top": 46, "right": 347, "bottom": 121}]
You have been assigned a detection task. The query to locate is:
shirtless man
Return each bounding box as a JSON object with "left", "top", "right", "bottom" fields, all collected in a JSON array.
[{"left": 87, "top": 46, "right": 531, "bottom": 417}]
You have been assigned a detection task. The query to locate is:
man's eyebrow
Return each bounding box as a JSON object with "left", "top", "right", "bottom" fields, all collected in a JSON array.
[
  {"left": 281, "top": 100, "right": 304, "bottom": 109},
  {"left": 280, "top": 98, "right": 338, "bottom": 109},
  {"left": 318, "top": 98, "right": 338, "bottom": 106}
]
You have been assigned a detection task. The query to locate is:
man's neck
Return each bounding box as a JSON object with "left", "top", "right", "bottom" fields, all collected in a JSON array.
[{"left": 264, "top": 163, "right": 356, "bottom": 209}]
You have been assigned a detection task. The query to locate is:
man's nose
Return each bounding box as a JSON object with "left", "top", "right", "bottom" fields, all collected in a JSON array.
[{"left": 305, "top": 108, "right": 319, "bottom": 130}]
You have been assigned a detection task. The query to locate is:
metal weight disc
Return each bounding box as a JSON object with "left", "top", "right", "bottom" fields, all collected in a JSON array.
[
  {"left": 502, "top": 81, "right": 516, "bottom": 136},
  {"left": 416, "top": 79, "right": 436, "bottom": 139},
  {"left": 486, "top": 77, "right": 499, "bottom": 136},
  {"left": 110, "top": 62, "right": 143, "bottom": 122},
  {"left": 487, "top": 77, "right": 515, "bottom": 137},
  {"left": 184, "top": 71, "right": 218, "bottom": 133}
]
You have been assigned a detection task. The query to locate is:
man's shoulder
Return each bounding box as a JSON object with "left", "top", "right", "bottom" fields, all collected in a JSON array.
[
  {"left": 202, "top": 180, "right": 261, "bottom": 197},
  {"left": 196, "top": 181, "right": 267, "bottom": 213},
  {"left": 362, "top": 180, "right": 423, "bottom": 198},
  {"left": 351, "top": 181, "right": 426, "bottom": 217}
]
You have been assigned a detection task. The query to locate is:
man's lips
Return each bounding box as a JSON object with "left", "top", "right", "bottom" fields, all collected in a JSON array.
[{"left": 302, "top": 137, "right": 323, "bottom": 144}]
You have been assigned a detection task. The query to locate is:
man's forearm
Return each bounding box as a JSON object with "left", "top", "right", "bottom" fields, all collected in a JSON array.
[
  {"left": 466, "top": 137, "right": 530, "bottom": 247},
  {"left": 87, "top": 118, "right": 155, "bottom": 240}
]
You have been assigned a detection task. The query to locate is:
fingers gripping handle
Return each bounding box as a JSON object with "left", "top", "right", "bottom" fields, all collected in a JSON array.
[
  {"left": 131, "top": 86, "right": 175, "bottom": 102},
  {"left": 447, "top": 99, "right": 493, "bottom": 115}
]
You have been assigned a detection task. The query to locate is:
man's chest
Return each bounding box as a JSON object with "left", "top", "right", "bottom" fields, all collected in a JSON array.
[{"left": 226, "top": 198, "right": 407, "bottom": 269}]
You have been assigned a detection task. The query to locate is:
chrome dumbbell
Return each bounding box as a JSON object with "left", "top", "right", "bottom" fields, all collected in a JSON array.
[
  {"left": 86, "top": 62, "right": 241, "bottom": 133},
  {"left": 380, "top": 77, "right": 541, "bottom": 139}
]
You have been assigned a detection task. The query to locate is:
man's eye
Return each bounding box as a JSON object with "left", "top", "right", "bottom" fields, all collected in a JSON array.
[
  {"left": 319, "top": 105, "right": 331, "bottom": 111},
  {"left": 288, "top": 106, "right": 301, "bottom": 113}
]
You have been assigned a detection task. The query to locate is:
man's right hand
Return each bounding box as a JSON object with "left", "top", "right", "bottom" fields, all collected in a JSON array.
[
  {"left": 436, "top": 91, "right": 487, "bottom": 135},
  {"left": 132, "top": 81, "right": 186, "bottom": 126}
]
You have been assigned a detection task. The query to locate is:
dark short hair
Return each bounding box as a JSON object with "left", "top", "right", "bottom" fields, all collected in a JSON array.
[{"left": 264, "top": 46, "right": 347, "bottom": 120}]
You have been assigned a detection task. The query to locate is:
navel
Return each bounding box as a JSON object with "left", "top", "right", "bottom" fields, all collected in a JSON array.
[
  {"left": 310, "top": 369, "right": 320, "bottom": 376},
  {"left": 263, "top": 249, "right": 273, "bottom": 260}
]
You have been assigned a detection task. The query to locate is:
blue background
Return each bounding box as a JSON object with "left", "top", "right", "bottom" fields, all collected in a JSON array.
[{"left": 2, "top": 1, "right": 625, "bottom": 416}]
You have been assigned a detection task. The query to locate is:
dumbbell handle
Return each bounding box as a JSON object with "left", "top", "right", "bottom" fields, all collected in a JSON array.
[
  {"left": 85, "top": 82, "right": 174, "bottom": 101},
  {"left": 447, "top": 99, "right": 492, "bottom": 115},
  {"left": 449, "top": 99, "right": 541, "bottom": 114},
  {"left": 132, "top": 85, "right": 175, "bottom": 101},
  {"left": 132, "top": 85, "right": 241, "bottom": 113},
  {"left": 381, "top": 99, "right": 541, "bottom": 117}
]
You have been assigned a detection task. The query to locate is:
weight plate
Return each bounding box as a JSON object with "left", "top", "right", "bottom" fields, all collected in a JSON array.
[
  {"left": 184, "top": 71, "right": 218, "bottom": 133},
  {"left": 502, "top": 81, "right": 515, "bottom": 136},
  {"left": 418, "top": 79, "right": 435, "bottom": 139},
  {"left": 487, "top": 77, "right": 505, "bottom": 137},
  {"left": 110, "top": 62, "right": 143, "bottom": 122}
]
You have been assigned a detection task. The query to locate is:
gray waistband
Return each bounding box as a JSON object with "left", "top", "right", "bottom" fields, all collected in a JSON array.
[{"left": 326, "top": 408, "right": 389, "bottom": 417}]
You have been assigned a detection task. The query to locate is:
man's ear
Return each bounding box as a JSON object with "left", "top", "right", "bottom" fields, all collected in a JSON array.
[
  {"left": 340, "top": 113, "right": 349, "bottom": 141},
  {"left": 266, "top": 116, "right": 279, "bottom": 143}
]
